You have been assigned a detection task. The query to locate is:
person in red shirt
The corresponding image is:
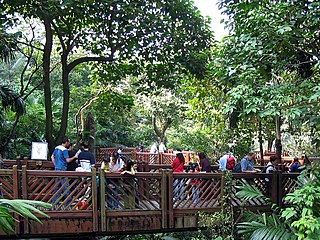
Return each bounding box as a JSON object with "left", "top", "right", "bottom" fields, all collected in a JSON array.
[
  {"left": 172, "top": 151, "right": 185, "bottom": 172},
  {"left": 172, "top": 150, "right": 185, "bottom": 200}
]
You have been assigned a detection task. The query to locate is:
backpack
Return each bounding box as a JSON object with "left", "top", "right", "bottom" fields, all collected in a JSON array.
[
  {"left": 262, "top": 164, "right": 274, "bottom": 173},
  {"left": 232, "top": 162, "right": 242, "bottom": 173},
  {"left": 226, "top": 154, "right": 236, "bottom": 170}
]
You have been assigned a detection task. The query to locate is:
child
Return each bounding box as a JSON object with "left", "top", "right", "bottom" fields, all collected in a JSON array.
[{"left": 101, "top": 156, "right": 110, "bottom": 173}]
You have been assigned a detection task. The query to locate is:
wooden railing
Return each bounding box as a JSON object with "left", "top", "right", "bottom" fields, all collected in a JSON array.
[
  {"left": 96, "top": 149, "right": 196, "bottom": 164},
  {"left": 0, "top": 165, "right": 300, "bottom": 238}
]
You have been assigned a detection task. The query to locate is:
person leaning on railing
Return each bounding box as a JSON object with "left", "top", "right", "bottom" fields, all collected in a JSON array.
[
  {"left": 172, "top": 150, "right": 185, "bottom": 200},
  {"left": 51, "top": 136, "right": 78, "bottom": 207},
  {"left": 240, "top": 151, "right": 261, "bottom": 173},
  {"left": 197, "top": 152, "right": 211, "bottom": 172}
]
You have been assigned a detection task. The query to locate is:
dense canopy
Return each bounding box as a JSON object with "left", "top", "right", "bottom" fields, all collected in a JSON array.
[{"left": 0, "top": 0, "right": 319, "bottom": 161}]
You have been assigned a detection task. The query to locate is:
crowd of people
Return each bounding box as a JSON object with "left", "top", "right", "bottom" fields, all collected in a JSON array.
[{"left": 50, "top": 137, "right": 308, "bottom": 208}]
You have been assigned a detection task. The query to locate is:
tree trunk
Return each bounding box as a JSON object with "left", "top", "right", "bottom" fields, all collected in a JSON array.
[
  {"left": 84, "top": 112, "right": 95, "bottom": 155},
  {"left": 43, "top": 16, "right": 55, "bottom": 153},
  {"left": 258, "top": 119, "right": 264, "bottom": 165},
  {"left": 55, "top": 51, "right": 71, "bottom": 146},
  {"left": 152, "top": 116, "right": 172, "bottom": 144},
  {"left": 275, "top": 115, "right": 282, "bottom": 162}
]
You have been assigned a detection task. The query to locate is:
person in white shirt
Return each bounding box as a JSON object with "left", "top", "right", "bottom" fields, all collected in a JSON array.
[
  {"left": 76, "top": 142, "right": 95, "bottom": 172},
  {"left": 158, "top": 142, "right": 166, "bottom": 153},
  {"left": 265, "top": 155, "right": 277, "bottom": 196},
  {"left": 109, "top": 152, "right": 124, "bottom": 172},
  {"left": 107, "top": 152, "right": 124, "bottom": 209},
  {"left": 219, "top": 152, "right": 228, "bottom": 170},
  {"left": 150, "top": 143, "right": 158, "bottom": 153}
]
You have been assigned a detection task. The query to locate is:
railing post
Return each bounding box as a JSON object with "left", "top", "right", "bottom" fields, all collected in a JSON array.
[
  {"left": 12, "top": 165, "right": 20, "bottom": 199},
  {"left": 220, "top": 171, "right": 226, "bottom": 213},
  {"left": 100, "top": 168, "right": 106, "bottom": 232},
  {"left": 161, "top": 169, "right": 167, "bottom": 229},
  {"left": 91, "top": 168, "right": 98, "bottom": 232},
  {"left": 167, "top": 169, "right": 174, "bottom": 228},
  {"left": 185, "top": 152, "right": 190, "bottom": 165},
  {"left": 12, "top": 165, "right": 21, "bottom": 235},
  {"left": 132, "top": 151, "right": 137, "bottom": 161},
  {"left": 271, "top": 170, "right": 278, "bottom": 203},
  {"left": 23, "top": 157, "right": 28, "bottom": 169},
  {"left": 159, "top": 153, "right": 162, "bottom": 164},
  {"left": 21, "top": 165, "right": 29, "bottom": 234},
  {"left": 277, "top": 167, "right": 283, "bottom": 208},
  {"left": 16, "top": 156, "right": 21, "bottom": 169}
]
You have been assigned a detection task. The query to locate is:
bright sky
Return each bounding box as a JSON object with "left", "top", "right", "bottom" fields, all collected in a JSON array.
[{"left": 193, "top": 0, "right": 228, "bottom": 40}]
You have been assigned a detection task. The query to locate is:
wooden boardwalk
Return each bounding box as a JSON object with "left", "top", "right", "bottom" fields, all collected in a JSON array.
[{"left": 0, "top": 158, "right": 300, "bottom": 239}]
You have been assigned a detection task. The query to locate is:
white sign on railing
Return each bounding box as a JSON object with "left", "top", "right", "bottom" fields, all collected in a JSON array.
[{"left": 31, "top": 142, "right": 48, "bottom": 160}]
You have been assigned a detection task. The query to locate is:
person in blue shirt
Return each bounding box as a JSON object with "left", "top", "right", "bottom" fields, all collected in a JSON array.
[
  {"left": 240, "top": 151, "right": 260, "bottom": 173},
  {"left": 290, "top": 157, "right": 304, "bottom": 173},
  {"left": 51, "top": 137, "right": 78, "bottom": 170},
  {"left": 51, "top": 137, "right": 78, "bottom": 207}
]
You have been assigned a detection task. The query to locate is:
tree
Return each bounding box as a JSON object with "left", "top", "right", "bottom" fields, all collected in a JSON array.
[
  {"left": 136, "top": 88, "right": 186, "bottom": 143},
  {"left": 1, "top": 0, "right": 213, "bottom": 153},
  {"left": 212, "top": 0, "right": 320, "bottom": 157}
]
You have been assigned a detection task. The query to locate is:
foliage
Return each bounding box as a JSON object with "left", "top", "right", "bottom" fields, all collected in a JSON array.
[
  {"left": 217, "top": 0, "right": 320, "bottom": 151},
  {"left": 135, "top": 87, "right": 187, "bottom": 143},
  {"left": 235, "top": 162, "right": 320, "bottom": 240},
  {"left": 0, "top": 85, "right": 25, "bottom": 116},
  {"left": 235, "top": 183, "right": 296, "bottom": 240},
  {"left": 0, "top": 15, "right": 20, "bottom": 63},
  {"left": 281, "top": 164, "right": 320, "bottom": 240},
  {"left": 1, "top": 0, "right": 213, "bottom": 153},
  {"left": 180, "top": 0, "right": 320, "bottom": 157},
  {"left": 0, "top": 84, "right": 26, "bottom": 156},
  {"left": 0, "top": 199, "right": 51, "bottom": 234},
  {"left": 237, "top": 212, "right": 296, "bottom": 240}
]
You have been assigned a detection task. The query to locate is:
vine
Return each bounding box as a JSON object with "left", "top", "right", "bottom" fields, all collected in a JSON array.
[{"left": 198, "top": 170, "right": 235, "bottom": 239}]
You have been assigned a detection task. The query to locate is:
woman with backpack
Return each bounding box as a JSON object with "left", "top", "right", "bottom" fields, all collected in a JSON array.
[{"left": 265, "top": 155, "right": 277, "bottom": 196}]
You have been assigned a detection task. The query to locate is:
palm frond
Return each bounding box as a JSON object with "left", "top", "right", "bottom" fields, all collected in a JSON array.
[
  {"left": 0, "top": 85, "right": 26, "bottom": 116},
  {"left": 0, "top": 199, "right": 51, "bottom": 233},
  {"left": 235, "top": 182, "right": 267, "bottom": 202},
  {"left": 0, "top": 31, "right": 18, "bottom": 63},
  {"left": 237, "top": 212, "right": 296, "bottom": 240}
]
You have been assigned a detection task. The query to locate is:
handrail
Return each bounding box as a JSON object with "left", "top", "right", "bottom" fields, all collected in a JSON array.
[{"left": 0, "top": 166, "right": 300, "bottom": 238}]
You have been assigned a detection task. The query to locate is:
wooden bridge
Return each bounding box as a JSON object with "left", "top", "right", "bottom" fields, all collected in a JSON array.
[{"left": 0, "top": 154, "right": 300, "bottom": 239}]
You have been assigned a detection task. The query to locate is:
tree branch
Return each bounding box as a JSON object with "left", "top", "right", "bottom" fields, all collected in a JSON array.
[{"left": 68, "top": 56, "right": 114, "bottom": 72}]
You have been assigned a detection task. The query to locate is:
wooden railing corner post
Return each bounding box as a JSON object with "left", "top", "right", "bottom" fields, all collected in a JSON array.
[
  {"left": 166, "top": 169, "right": 174, "bottom": 228},
  {"left": 160, "top": 169, "right": 168, "bottom": 229},
  {"left": 271, "top": 170, "right": 278, "bottom": 204},
  {"left": 20, "top": 165, "right": 29, "bottom": 234},
  {"left": 91, "top": 168, "right": 98, "bottom": 232},
  {"left": 277, "top": 166, "right": 283, "bottom": 208},
  {"left": 16, "top": 156, "right": 21, "bottom": 169},
  {"left": 11, "top": 165, "right": 21, "bottom": 235},
  {"left": 100, "top": 168, "right": 106, "bottom": 232},
  {"left": 220, "top": 171, "right": 226, "bottom": 202}
]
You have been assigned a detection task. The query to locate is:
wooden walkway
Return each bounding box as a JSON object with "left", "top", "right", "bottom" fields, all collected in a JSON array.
[{"left": 0, "top": 158, "right": 300, "bottom": 239}]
